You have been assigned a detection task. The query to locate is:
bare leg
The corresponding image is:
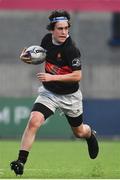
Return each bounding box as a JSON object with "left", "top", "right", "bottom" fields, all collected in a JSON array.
[
  {"left": 71, "top": 123, "right": 99, "bottom": 159},
  {"left": 10, "top": 111, "right": 45, "bottom": 175},
  {"left": 20, "top": 111, "right": 45, "bottom": 151},
  {"left": 71, "top": 123, "right": 91, "bottom": 138}
]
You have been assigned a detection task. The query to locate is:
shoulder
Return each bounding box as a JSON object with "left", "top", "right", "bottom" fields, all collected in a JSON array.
[
  {"left": 64, "top": 36, "right": 81, "bottom": 57},
  {"left": 41, "top": 33, "right": 52, "bottom": 47}
]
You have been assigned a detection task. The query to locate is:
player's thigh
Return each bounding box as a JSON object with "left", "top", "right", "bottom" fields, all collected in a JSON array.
[
  {"left": 61, "top": 89, "right": 83, "bottom": 117},
  {"left": 65, "top": 113, "right": 83, "bottom": 127},
  {"left": 31, "top": 103, "right": 54, "bottom": 120}
]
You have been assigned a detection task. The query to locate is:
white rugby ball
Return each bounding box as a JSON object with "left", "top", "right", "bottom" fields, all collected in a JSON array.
[{"left": 25, "top": 45, "right": 46, "bottom": 64}]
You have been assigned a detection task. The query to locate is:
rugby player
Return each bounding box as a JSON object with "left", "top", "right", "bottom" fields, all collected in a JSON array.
[{"left": 10, "top": 10, "right": 99, "bottom": 175}]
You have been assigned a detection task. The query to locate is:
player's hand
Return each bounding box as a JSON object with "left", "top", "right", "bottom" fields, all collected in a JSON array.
[
  {"left": 37, "top": 73, "right": 55, "bottom": 82},
  {"left": 20, "top": 48, "right": 32, "bottom": 64}
]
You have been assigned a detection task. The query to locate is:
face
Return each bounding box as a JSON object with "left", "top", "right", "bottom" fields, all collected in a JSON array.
[{"left": 52, "top": 21, "right": 69, "bottom": 44}]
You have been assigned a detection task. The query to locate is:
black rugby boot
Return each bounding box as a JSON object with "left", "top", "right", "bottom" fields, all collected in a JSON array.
[
  {"left": 10, "top": 160, "right": 24, "bottom": 175},
  {"left": 86, "top": 130, "right": 99, "bottom": 159}
]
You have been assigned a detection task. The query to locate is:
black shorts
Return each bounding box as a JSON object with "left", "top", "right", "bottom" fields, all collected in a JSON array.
[
  {"left": 32, "top": 102, "right": 83, "bottom": 127},
  {"left": 65, "top": 114, "right": 83, "bottom": 127},
  {"left": 31, "top": 103, "right": 54, "bottom": 119}
]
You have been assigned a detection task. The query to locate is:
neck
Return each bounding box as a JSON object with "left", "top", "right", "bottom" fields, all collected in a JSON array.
[{"left": 52, "top": 34, "right": 69, "bottom": 45}]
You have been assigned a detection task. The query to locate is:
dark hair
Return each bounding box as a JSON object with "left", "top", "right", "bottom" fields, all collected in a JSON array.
[{"left": 47, "top": 10, "right": 71, "bottom": 31}]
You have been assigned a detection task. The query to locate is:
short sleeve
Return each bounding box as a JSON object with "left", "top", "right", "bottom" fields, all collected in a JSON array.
[
  {"left": 40, "top": 33, "right": 51, "bottom": 49},
  {"left": 65, "top": 46, "right": 82, "bottom": 71},
  {"left": 40, "top": 36, "right": 46, "bottom": 49}
]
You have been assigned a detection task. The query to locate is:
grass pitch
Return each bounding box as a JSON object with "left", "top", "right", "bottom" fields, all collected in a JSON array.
[{"left": 0, "top": 139, "right": 120, "bottom": 179}]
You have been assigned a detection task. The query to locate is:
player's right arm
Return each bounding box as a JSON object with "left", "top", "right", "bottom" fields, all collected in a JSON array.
[{"left": 20, "top": 48, "right": 32, "bottom": 64}]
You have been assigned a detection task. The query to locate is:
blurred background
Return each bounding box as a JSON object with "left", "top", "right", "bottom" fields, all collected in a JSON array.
[{"left": 0, "top": 0, "right": 120, "bottom": 139}]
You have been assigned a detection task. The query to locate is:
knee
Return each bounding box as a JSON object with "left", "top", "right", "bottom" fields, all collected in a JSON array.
[
  {"left": 73, "top": 130, "right": 85, "bottom": 138},
  {"left": 72, "top": 124, "right": 91, "bottom": 138},
  {"left": 28, "top": 112, "right": 45, "bottom": 130}
]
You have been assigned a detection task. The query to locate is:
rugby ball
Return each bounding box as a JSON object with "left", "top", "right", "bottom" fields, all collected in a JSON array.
[{"left": 24, "top": 45, "right": 46, "bottom": 64}]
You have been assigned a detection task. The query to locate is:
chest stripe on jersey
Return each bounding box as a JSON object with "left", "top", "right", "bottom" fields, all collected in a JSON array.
[{"left": 45, "top": 62, "right": 72, "bottom": 75}]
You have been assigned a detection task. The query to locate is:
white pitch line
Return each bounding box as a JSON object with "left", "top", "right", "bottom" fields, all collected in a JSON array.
[{"left": 25, "top": 168, "right": 50, "bottom": 171}]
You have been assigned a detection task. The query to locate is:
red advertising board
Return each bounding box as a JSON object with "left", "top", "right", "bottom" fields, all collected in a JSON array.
[{"left": 0, "top": 0, "right": 120, "bottom": 12}]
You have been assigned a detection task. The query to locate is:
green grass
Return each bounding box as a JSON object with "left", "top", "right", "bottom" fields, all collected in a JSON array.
[{"left": 0, "top": 139, "right": 120, "bottom": 179}]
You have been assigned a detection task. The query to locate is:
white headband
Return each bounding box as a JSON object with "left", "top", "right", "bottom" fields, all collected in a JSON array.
[{"left": 50, "top": 16, "right": 68, "bottom": 23}]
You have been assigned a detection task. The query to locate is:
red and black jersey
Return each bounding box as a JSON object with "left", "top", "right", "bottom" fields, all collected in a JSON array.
[{"left": 41, "top": 33, "right": 81, "bottom": 94}]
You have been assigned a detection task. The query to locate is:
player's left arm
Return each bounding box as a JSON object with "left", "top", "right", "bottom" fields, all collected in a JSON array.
[
  {"left": 37, "top": 44, "right": 82, "bottom": 82},
  {"left": 37, "top": 70, "right": 82, "bottom": 82}
]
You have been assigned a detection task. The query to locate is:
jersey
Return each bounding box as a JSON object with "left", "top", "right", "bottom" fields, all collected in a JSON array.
[{"left": 41, "top": 33, "right": 82, "bottom": 94}]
